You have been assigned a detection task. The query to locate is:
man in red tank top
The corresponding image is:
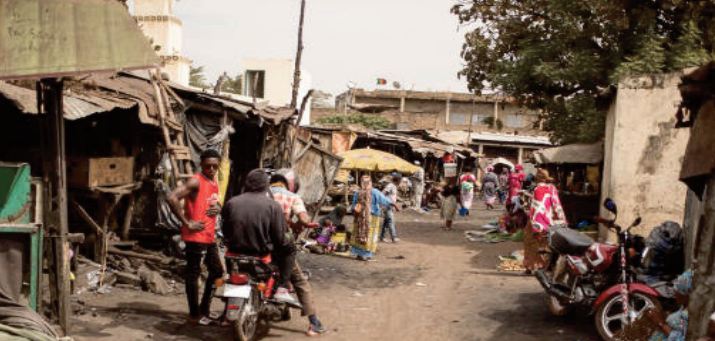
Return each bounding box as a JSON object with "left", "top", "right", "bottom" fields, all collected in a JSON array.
[{"left": 168, "top": 149, "right": 225, "bottom": 324}]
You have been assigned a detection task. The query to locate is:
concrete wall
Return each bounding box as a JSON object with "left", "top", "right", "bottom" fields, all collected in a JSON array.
[
  {"left": 134, "top": 0, "right": 189, "bottom": 86},
  {"left": 241, "top": 58, "right": 312, "bottom": 124},
  {"left": 134, "top": 0, "right": 173, "bottom": 15},
  {"left": 600, "top": 72, "right": 691, "bottom": 240}
]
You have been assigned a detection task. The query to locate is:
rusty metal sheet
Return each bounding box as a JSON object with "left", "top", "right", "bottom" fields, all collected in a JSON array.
[
  {"left": 292, "top": 137, "right": 343, "bottom": 216},
  {"left": 0, "top": 0, "right": 159, "bottom": 80},
  {"left": 0, "top": 80, "right": 140, "bottom": 120}
]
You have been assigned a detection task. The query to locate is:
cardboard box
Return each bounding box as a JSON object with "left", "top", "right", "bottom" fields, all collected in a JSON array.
[{"left": 68, "top": 157, "right": 134, "bottom": 188}]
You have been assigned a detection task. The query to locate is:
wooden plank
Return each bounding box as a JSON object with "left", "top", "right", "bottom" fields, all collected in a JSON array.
[
  {"left": 40, "top": 79, "right": 71, "bottom": 333},
  {"left": 70, "top": 200, "right": 104, "bottom": 236},
  {"left": 108, "top": 247, "right": 166, "bottom": 263},
  {"left": 121, "top": 194, "right": 135, "bottom": 241}
]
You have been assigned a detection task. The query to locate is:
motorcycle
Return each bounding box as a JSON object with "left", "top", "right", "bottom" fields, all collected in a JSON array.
[
  {"left": 535, "top": 198, "right": 654, "bottom": 340},
  {"left": 215, "top": 253, "right": 301, "bottom": 341}
]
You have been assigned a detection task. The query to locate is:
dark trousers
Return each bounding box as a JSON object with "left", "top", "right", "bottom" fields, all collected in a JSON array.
[
  {"left": 290, "top": 261, "right": 316, "bottom": 316},
  {"left": 184, "top": 241, "right": 224, "bottom": 317}
]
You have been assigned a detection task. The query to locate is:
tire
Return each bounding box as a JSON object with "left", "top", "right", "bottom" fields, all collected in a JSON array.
[
  {"left": 595, "top": 292, "right": 660, "bottom": 341},
  {"left": 232, "top": 292, "right": 260, "bottom": 341}
]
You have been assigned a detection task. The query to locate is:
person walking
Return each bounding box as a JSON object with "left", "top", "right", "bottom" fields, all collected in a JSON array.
[
  {"left": 459, "top": 168, "right": 477, "bottom": 214},
  {"left": 498, "top": 168, "right": 509, "bottom": 204},
  {"left": 482, "top": 166, "right": 499, "bottom": 210},
  {"left": 523, "top": 168, "right": 566, "bottom": 272},
  {"left": 351, "top": 175, "right": 397, "bottom": 260},
  {"left": 268, "top": 169, "right": 326, "bottom": 336},
  {"left": 168, "top": 149, "right": 224, "bottom": 325},
  {"left": 411, "top": 161, "right": 425, "bottom": 210},
  {"left": 440, "top": 180, "right": 462, "bottom": 230},
  {"left": 380, "top": 174, "right": 401, "bottom": 243},
  {"left": 508, "top": 164, "right": 526, "bottom": 201}
]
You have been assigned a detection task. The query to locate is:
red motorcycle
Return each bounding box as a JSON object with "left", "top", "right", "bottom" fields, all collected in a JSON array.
[
  {"left": 535, "top": 198, "right": 657, "bottom": 340},
  {"left": 215, "top": 253, "right": 301, "bottom": 341}
]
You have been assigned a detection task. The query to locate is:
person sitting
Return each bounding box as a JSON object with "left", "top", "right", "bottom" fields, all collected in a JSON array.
[
  {"left": 645, "top": 269, "right": 692, "bottom": 341},
  {"left": 221, "top": 169, "right": 298, "bottom": 306}
]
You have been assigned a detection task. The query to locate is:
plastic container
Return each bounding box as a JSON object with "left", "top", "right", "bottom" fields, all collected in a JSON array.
[{"left": 444, "top": 163, "right": 457, "bottom": 178}]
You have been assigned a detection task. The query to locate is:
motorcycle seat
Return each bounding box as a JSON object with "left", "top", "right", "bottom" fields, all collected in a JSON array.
[{"left": 549, "top": 227, "right": 594, "bottom": 255}]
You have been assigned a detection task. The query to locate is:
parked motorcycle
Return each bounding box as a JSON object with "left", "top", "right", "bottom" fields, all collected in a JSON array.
[
  {"left": 535, "top": 198, "right": 654, "bottom": 340},
  {"left": 215, "top": 253, "right": 301, "bottom": 341}
]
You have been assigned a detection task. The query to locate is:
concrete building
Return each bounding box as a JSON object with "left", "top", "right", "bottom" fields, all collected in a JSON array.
[
  {"left": 133, "top": 0, "right": 191, "bottom": 86},
  {"left": 330, "top": 89, "right": 543, "bottom": 132},
  {"left": 318, "top": 88, "right": 549, "bottom": 163},
  {"left": 600, "top": 72, "right": 691, "bottom": 240},
  {"left": 241, "top": 58, "right": 312, "bottom": 125}
]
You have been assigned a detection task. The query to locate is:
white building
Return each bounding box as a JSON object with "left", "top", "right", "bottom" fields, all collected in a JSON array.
[
  {"left": 133, "top": 0, "right": 191, "bottom": 86},
  {"left": 241, "top": 58, "right": 312, "bottom": 125}
]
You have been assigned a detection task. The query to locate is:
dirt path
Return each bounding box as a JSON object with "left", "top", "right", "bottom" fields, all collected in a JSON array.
[{"left": 71, "top": 207, "right": 598, "bottom": 341}]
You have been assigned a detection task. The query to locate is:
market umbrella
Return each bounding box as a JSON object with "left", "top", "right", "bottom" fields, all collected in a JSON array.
[{"left": 338, "top": 148, "right": 420, "bottom": 174}]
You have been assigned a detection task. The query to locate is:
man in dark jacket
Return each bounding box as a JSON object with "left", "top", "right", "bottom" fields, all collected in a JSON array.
[{"left": 221, "top": 169, "right": 297, "bottom": 304}]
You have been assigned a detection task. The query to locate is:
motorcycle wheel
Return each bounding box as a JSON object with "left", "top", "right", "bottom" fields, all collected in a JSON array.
[
  {"left": 595, "top": 292, "right": 660, "bottom": 341},
  {"left": 233, "top": 294, "right": 260, "bottom": 341},
  {"left": 547, "top": 295, "right": 568, "bottom": 316}
]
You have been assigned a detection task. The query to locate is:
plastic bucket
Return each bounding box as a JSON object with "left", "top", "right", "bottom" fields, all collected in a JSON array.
[{"left": 444, "top": 163, "right": 457, "bottom": 178}]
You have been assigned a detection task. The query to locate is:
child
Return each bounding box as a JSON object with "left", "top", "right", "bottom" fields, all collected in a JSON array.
[{"left": 315, "top": 218, "right": 337, "bottom": 253}]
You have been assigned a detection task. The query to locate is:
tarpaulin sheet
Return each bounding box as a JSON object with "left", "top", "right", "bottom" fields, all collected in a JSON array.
[
  {"left": 184, "top": 112, "right": 234, "bottom": 170},
  {"left": 0, "top": 236, "right": 57, "bottom": 339}
]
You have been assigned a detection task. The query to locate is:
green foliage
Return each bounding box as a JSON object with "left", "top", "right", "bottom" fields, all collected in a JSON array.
[
  {"left": 452, "top": 0, "right": 715, "bottom": 144},
  {"left": 316, "top": 113, "right": 392, "bottom": 130},
  {"left": 221, "top": 74, "right": 243, "bottom": 94},
  {"left": 612, "top": 29, "right": 666, "bottom": 82},
  {"left": 189, "top": 65, "right": 208, "bottom": 88},
  {"left": 668, "top": 20, "right": 711, "bottom": 70},
  {"left": 481, "top": 117, "right": 503, "bottom": 130}
]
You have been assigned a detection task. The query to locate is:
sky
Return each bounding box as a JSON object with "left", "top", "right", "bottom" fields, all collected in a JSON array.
[{"left": 173, "top": 0, "right": 470, "bottom": 96}]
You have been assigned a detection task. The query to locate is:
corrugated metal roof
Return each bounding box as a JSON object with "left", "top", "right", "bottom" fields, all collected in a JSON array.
[
  {"left": 0, "top": 81, "right": 137, "bottom": 120},
  {"left": 436, "top": 130, "right": 553, "bottom": 147}
]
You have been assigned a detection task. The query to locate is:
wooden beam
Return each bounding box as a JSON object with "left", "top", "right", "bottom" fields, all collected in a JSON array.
[{"left": 39, "top": 78, "right": 71, "bottom": 334}]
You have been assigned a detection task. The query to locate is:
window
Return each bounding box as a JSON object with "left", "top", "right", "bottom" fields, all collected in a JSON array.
[
  {"left": 503, "top": 113, "right": 527, "bottom": 128},
  {"left": 450, "top": 112, "right": 492, "bottom": 125},
  {"left": 244, "top": 70, "right": 265, "bottom": 99},
  {"left": 449, "top": 113, "right": 469, "bottom": 125}
]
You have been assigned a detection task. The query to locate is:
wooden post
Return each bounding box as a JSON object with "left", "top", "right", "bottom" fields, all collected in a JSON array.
[
  {"left": 290, "top": 0, "right": 307, "bottom": 109},
  {"left": 39, "top": 78, "right": 71, "bottom": 334}
]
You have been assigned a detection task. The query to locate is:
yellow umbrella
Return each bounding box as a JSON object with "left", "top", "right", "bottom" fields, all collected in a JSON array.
[{"left": 338, "top": 148, "right": 420, "bottom": 174}]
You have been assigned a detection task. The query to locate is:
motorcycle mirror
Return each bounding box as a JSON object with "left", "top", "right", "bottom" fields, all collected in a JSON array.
[
  {"left": 632, "top": 217, "right": 642, "bottom": 227},
  {"left": 604, "top": 198, "right": 618, "bottom": 215}
]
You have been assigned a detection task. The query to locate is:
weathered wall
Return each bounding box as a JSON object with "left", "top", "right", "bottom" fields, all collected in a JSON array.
[{"left": 600, "top": 72, "right": 691, "bottom": 240}]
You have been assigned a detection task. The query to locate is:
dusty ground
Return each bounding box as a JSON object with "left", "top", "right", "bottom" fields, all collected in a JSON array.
[{"left": 70, "top": 206, "right": 598, "bottom": 341}]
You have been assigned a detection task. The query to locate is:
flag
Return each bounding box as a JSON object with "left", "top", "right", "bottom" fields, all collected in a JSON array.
[{"left": 376, "top": 78, "right": 387, "bottom": 85}]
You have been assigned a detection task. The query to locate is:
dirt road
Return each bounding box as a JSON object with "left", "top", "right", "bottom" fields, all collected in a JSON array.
[{"left": 72, "top": 207, "right": 598, "bottom": 341}]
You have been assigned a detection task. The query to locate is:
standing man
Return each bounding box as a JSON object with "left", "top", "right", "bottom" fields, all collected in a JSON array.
[
  {"left": 411, "top": 161, "right": 425, "bottom": 210},
  {"left": 269, "top": 169, "right": 326, "bottom": 336},
  {"left": 380, "top": 173, "right": 401, "bottom": 243},
  {"left": 168, "top": 149, "right": 224, "bottom": 325}
]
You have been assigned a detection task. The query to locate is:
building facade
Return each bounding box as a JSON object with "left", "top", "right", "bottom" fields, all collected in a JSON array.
[
  {"left": 133, "top": 0, "right": 191, "bottom": 86},
  {"left": 330, "top": 89, "right": 542, "bottom": 132},
  {"left": 241, "top": 58, "right": 312, "bottom": 125}
]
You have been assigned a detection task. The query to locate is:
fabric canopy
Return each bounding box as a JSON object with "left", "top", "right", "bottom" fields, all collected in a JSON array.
[
  {"left": 338, "top": 148, "right": 419, "bottom": 174},
  {"left": 533, "top": 142, "right": 604, "bottom": 165}
]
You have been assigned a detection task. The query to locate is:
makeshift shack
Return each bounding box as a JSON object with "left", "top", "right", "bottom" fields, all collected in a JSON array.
[
  {"left": 533, "top": 142, "right": 604, "bottom": 226},
  {"left": 675, "top": 62, "right": 715, "bottom": 339}
]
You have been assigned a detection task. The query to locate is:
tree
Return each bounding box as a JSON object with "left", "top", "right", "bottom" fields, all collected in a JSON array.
[
  {"left": 316, "top": 113, "right": 391, "bottom": 130},
  {"left": 452, "top": 1, "right": 715, "bottom": 144},
  {"left": 189, "top": 65, "right": 208, "bottom": 88},
  {"left": 221, "top": 74, "right": 243, "bottom": 94}
]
